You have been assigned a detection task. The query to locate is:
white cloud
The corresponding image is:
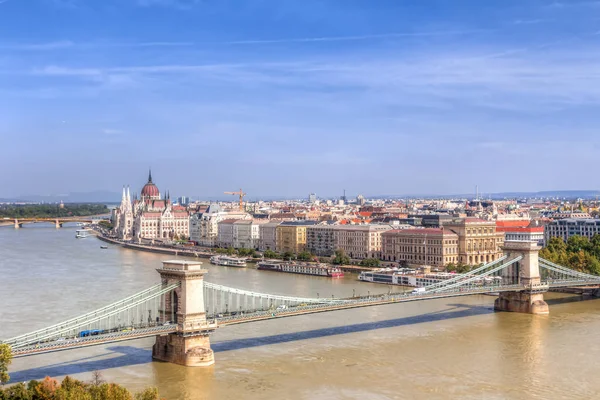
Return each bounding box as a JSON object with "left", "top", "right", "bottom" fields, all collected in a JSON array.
[{"left": 102, "top": 129, "right": 124, "bottom": 135}]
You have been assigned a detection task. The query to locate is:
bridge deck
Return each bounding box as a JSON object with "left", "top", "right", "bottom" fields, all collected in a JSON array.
[
  {"left": 12, "top": 325, "right": 176, "bottom": 358},
  {"left": 10, "top": 279, "right": 600, "bottom": 357}
]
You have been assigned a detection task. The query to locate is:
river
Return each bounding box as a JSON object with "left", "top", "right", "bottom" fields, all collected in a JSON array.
[{"left": 2, "top": 224, "right": 600, "bottom": 399}]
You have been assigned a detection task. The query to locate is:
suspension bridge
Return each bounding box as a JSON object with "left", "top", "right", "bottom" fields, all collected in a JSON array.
[{"left": 3, "top": 241, "right": 600, "bottom": 366}]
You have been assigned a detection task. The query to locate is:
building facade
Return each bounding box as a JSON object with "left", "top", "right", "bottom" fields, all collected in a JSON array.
[
  {"left": 305, "top": 224, "right": 393, "bottom": 259},
  {"left": 275, "top": 221, "right": 317, "bottom": 254},
  {"left": 112, "top": 171, "right": 189, "bottom": 241},
  {"left": 544, "top": 218, "right": 600, "bottom": 243},
  {"left": 445, "top": 218, "right": 504, "bottom": 265},
  {"left": 217, "top": 219, "right": 238, "bottom": 248},
  {"left": 233, "top": 220, "right": 264, "bottom": 249},
  {"left": 495, "top": 220, "right": 544, "bottom": 246},
  {"left": 258, "top": 221, "right": 281, "bottom": 251},
  {"left": 189, "top": 204, "right": 248, "bottom": 247},
  {"left": 381, "top": 228, "right": 459, "bottom": 267}
]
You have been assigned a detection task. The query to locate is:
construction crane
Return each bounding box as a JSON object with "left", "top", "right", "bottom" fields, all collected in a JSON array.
[{"left": 224, "top": 188, "right": 246, "bottom": 211}]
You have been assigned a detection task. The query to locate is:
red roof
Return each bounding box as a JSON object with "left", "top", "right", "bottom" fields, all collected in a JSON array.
[
  {"left": 358, "top": 211, "right": 372, "bottom": 217},
  {"left": 141, "top": 182, "right": 159, "bottom": 198},
  {"left": 497, "top": 226, "right": 543, "bottom": 233},
  {"left": 495, "top": 220, "right": 531, "bottom": 228},
  {"left": 464, "top": 217, "right": 486, "bottom": 223},
  {"left": 383, "top": 228, "right": 456, "bottom": 235}
]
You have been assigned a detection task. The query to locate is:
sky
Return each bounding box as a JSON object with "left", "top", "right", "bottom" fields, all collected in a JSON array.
[{"left": 1, "top": 0, "right": 600, "bottom": 200}]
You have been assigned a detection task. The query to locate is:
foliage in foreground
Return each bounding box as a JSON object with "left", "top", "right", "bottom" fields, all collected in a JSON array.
[
  {"left": 0, "top": 375, "right": 162, "bottom": 400},
  {"left": 540, "top": 235, "right": 600, "bottom": 275},
  {"left": 0, "top": 344, "right": 10, "bottom": 385}
]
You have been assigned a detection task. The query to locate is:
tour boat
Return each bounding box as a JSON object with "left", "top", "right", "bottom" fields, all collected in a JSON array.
[
  {"left": 75, "top": 229, "right": 91, "bottom": 239},
  {"left": 209, "top": 255, "right": 247, "bottom": 267},
  {"left": 100, "top": 245, "right": 108, "bottom": 249},
  {"left": 257, "top": 260, "right": 344, "bottom": 278}
]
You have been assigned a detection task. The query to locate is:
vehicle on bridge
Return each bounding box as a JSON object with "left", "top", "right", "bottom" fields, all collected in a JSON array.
[{"left": 78, "top": 329, "right": 102, "bottom": 337}]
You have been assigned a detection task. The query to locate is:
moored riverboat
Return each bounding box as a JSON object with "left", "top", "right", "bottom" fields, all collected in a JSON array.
[
  {"left": 210, "top": 255, "right": 247, "bottom": 267},
  {"left": 257, "top": 260, "right": 343, "bottom": 278}
]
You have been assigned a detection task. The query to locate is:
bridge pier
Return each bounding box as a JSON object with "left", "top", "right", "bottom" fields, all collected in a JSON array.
[
  {"left": 55, "top": 219, "right": 62, "bottom": 229},
  {"left": 494, "top": 241, "right": 549, "bottom": 315},
  {"left": 14, "top": 219, "right": 21, "bottom": 229},
  {"left": 152, "top": 260, "right": 217, "bottom": 367}
]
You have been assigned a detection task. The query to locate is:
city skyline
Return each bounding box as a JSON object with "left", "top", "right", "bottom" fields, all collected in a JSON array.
[{"left": 2, "top": 0, "right": 600, "bottom": 197}]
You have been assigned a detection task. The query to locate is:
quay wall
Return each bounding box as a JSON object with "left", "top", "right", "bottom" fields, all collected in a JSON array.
[{"left": 95, "top": 233, "right": 375, "bottom": 272}]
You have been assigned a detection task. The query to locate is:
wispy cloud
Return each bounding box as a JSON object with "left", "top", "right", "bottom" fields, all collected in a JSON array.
[
  {"left": 512, "top": 19, "right": 551, "bottom": 25},
  {"left": 0, "top": 40, "right": 194, "bottom": 51},
  {"left": 102, "top": 129, "right": 124, "bottom": 135},
  {"left": 0, "top": 30, "right": 487, "bottom": 53},
  {"left": 136, "top": 0, "right": 202, "bottom": 10},
  {"left": 222, "top": 30, "right": 491, "bottom": 45},
  {"left": 0, "top": 41, "right": 74, "bottom": 51}
]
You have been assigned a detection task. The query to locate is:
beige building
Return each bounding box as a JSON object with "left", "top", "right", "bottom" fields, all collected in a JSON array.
[
  {"left": 445, "top": 218, "right": 505, "bottom": 265},
  {"left": 306, "top": 224, "right": 393, "bottom": 259},
  {"left": 275, "top": 221, "right": 317, "bottom": 254},
  {"left": 381, "top": 228, "right": 459, "bottom": 267}
]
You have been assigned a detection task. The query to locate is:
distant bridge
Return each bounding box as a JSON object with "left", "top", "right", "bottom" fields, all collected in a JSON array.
[
  {"left": 3, "top": 241, "right": 600, "bottom": 366},
  {"left": 2, "top": 217, "right": 101, "bottom": 228}
]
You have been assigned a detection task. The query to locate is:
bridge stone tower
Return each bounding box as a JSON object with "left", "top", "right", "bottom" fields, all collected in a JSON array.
[
  {"left": 494, "top": 241, "right": 549, "bottom": 315},
  {"left": 152, "top": 260, "right": 217, "bottom": 367}
]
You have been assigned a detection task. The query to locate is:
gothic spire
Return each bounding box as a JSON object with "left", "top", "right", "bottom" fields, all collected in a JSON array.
[{"left": 148, "top": 168, "right": 153, "bottom": 183}]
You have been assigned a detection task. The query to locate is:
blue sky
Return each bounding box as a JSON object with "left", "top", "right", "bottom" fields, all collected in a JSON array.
[{"left": 1, "top": 0, "right": 599, "bottom": 199}]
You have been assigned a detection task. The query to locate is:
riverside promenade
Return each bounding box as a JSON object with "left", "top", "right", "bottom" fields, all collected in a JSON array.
[
  {"left": 97, "top": 235, "right": 216, "bottom": 259},
  {"left": 95, "top": 233, "right": 377, "bottom": 273}
]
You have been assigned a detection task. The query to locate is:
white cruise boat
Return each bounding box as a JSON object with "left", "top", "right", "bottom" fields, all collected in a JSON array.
[
  {"left": 75, "top": 229, "right": 91, "bottom": 239},
  {"left": 210, "top": 255, "right": 247, "bottom": 267}
]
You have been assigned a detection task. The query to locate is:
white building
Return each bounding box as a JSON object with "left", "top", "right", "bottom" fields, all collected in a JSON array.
[
  {"left": 545, "top": 218, "right": 600, "bottom": 243},
  {"left": 217, "top": 219, "right": 238, "bottom": 248},
  {"left": 112, "top": 171, "right": 189, "bottom": 241},
  {"left": 233, "top": 220, "right": 264, "bottom": 249},
  {"left": 306, "top": 224, "right": 394, "bottom": 259},
  {"left": 189, "top": 204, "right": 248, "bottom": 247}
]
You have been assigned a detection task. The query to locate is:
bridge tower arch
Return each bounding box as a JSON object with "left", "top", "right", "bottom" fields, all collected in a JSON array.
[
  {"left": 152, "top": 260, "right": 217, "bottom": 367},
  {"left": 495, "top": 241, "right": 549, "bottom": 315}
]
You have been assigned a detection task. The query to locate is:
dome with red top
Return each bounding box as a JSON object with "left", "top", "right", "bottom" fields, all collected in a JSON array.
[{"left": 141, "top": 170, "right": 160, "bottom": 199}]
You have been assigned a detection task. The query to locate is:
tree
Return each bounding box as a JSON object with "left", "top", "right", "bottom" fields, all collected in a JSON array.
[
  {"left": 263, "top": 250, "right": 278, "bottom": 259},
  {"left": 359, "top": 258, "right": 380, "bottom": 267},
  {"left": 134, "top": 388, "right": 160, "bottom": 400},
  {"left": 226, "top": 247, "right": 236, "bottom": 256},
  {"left": 297, "top": 251, "right": 312, "bottom": 261},
  {"left": 566, "top": 235, "right": 590, "bottom": 254},
  {"left": 0, "top": 343, "right": 11, "bottom": 385},
  {"left": 90, "top": 370, "right": 105, "bottom": 386},
  {"left": 568, "top": 250, "right": 588, "bottom": 272},
  {"left": 282, "top": 251, "right": 295, "bottom": 261},
  {"left": 331, "top": 249, "right": 351, "bottom": 265},
  {"left": 446, "top": 263, "right": 470, "bottom": 273}
]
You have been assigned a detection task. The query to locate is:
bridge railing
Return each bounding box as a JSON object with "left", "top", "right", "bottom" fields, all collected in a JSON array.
[
  {"left": 3, "top": 283, "right": 179, "bottom": 349},
  {"left": 426, "top": 256, "right": 522, "bottom": 294},
  {"left": 422, "top": 255, "right": 508, "bottom": 292},
  {"left": 540, "top": 258, "right": 600, "bottom": 282}
]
